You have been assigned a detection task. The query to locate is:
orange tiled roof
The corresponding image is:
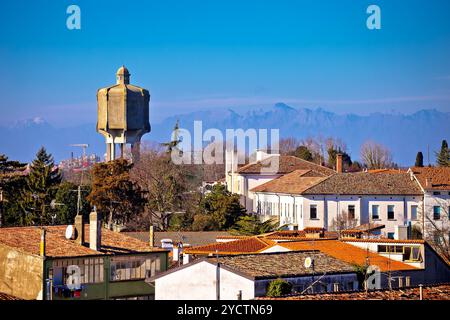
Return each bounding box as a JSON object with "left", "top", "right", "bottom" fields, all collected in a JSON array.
[
  {"left": 0, "top": 225, "right": 167, "bottom": 258},
  {"left": 279, "top": 240, "right": 418, "bottom": 271},
  {"left": 236, "top": 155, "right": 335, "bottom": 176},
  {"left": 251, "top": 169, "right": 328, "bottom": 194},
  {"left": 341, "top": 238, "right": 425, "bottom": 244},
  {"left": 368, "top": 169, "right": 406, "bottom": 174},
  {"left": 410, "top": 166, "right": 450, "bottom": 191},
  {"left": 184, "top": 236, "right": 277, "bottom": 255}
]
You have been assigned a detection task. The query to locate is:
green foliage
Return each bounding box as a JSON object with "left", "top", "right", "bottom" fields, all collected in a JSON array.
[
  {"left": 196, "top": 184, "right": 246, "bottom": 231},
  {"left": 327, "top": 146, "right": 352, "bottom": 170},
  {"left": 88, "top": 159, "right": 145, "bottom": 229},
  {"left": 18, "top": 147, "right": 62, "bottom": 225},
  {"left": 54, "top": 181, "right": 91, "bottom": 224},
  {"left": 169, "top": 211, "right": 195, "bottom": 231},
  {"left": 415, "top": 151, "right": 424, "bottom": 167},
  {"left": 293, "top": 146, "right": 313, "bottom": 161},
  {"left": 266, "top": 279, "right": 292, "bottom": 297},
  {"left": 353, "top": 263, "right": 369, "bottom": 287},
  {"left": 436, "top": 140, "right": 450, "bottom": 167},
  {"left": 230, "top": 215, "right": 278, "bottom": 236},
  {"left": 191, "top": 214, "right": 219, "bottom": 231}
]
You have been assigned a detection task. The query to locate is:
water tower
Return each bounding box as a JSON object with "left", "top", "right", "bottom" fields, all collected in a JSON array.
[{"left": 96, "top": 66, "right": 150, "bottom": 161}]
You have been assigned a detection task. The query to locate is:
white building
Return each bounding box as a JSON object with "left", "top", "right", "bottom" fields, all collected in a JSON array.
[
  {"left": 408, "top": 167, "right": 450, "bottom": 246},
  {"left": 150, "top": 251, "right": 358, "bottom": 300},
  {"left": 225, "top": 150, "right": 335, "bottom": 213},
  {"left": 252, "top": 170, "right": 423, "bottom": 238}
]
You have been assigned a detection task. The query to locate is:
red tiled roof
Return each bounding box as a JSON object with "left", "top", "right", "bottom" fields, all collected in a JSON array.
[
  {"left": 279, "top": 240, "right": 418, "bottom": 272},
  {"left": 184, "top": 237, "right": 277, "bottom": 255},
  {"left": 0, "top": 225, "right": 167, "bottom": 258},
  {"left": 236, "top": 155, "right": 335, "bottom": 176},
  {"left": 410, "top": 166, "right": 450, "bottom": 191},
  {"left": 251, "top": 169, "right": 328, "bottom": 194}
]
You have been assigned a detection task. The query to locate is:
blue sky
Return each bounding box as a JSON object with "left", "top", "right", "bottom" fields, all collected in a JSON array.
[{"left": 1, "top": 0, "right": 450, "bottom": 126}]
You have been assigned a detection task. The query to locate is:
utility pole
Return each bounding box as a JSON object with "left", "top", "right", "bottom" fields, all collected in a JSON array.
[{"left": 0, "top": 188, "right": 3, "bottom": 228}]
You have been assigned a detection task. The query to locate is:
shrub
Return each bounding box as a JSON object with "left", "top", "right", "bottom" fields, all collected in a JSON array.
[{"left": 266, "top": 279, "right": 292, "bottom": 297}]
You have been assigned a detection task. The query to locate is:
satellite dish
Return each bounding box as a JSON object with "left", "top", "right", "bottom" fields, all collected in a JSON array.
[
  {"left": 65, "top": 225, "right": 75, "bottom": 240},
  {"left": 304, "top": 257, "right": 313, "bottom": 269}
]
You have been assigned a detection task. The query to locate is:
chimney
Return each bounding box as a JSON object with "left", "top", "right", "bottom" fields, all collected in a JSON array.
[
  {"left": 89, "top": 210, "right": 102, "bottom": 251},
  {"left": 426, "top": 177, "right": 432, "bottom": 187},
  {"left": 39, "top": 228, "right": 46, "bottom": 257},
  {"left": 149, "top": 225, "right": 155, "bottom": 247},
  {"left": 74, "top": 214, "right": 84, "bottom": 245},
  {"left": 336, "top": 153, "right": 343, "bottom": 173}
]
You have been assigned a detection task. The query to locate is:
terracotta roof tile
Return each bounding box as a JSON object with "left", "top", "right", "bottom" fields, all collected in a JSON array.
[
  {"left": 185, "top": 237, "right": 276, "bottom": 255},
  {"left": 0, "top": 292, "right": 23, "bottom": 300},
  {"left": 237, "top": 156, "right": 335, "bottom": 176},
  {"left": 410, "top": 166, "right": 450, "bottom": 191},
  {"left": 303, "top": 172, "right": 422, "bottom": 195},
  {"left": 251, "top": 169, "right": 328, "bottom": 194},
  {"left": 279, "top": 240, "right": 418, "bottom": 272},
  {"left": 0, "top": 225, "right": 167, "bottom": 258},
  {"left": 208, "top": 251, "right": 355, "bottom": 279}
]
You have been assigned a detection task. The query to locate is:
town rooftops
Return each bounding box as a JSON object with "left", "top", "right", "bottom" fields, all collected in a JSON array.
[
  {"left": 279, "top": 240, "right": 418, "bottom": 272},
  {"left": 253, "top": 171, "right": 423, "bottom": 196},
  {"left": 257, "top": 283, "right": 450, "bottom": 300},
  {"left": 184, "top": 236, "right": 277, "bottom": 255},
  {"left": 125, "top": 231, "right": 232, "bottom": 247},
  {"left": 150, "top": 251, "right": 356, "bottom": 281},
  {"left": 409, "top": 166, "right": 450, "bottom": 191},
  {"left": 251, "top": 169, "right": 328, "bottom": 194},
  {"left": 236, "top": 155, "right": 335, "bottom": 176},
  {"left": 0, "top": 225, "right": 167, "bottom": 258}
]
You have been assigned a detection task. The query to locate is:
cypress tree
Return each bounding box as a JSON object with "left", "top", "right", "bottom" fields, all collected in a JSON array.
[
  {"left": 415, "top": 151, "right": 424, "bottom": 167},
  {"left": 436, "top": 140, "right": 450, "bottom": 167}
]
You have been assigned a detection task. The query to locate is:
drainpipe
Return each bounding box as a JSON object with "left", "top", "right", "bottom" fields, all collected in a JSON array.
[{"left": 216, "top": 250, "right": 220, "bottom": 300}]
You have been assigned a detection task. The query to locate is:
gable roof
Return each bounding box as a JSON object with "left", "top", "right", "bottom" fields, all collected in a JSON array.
[
  {"left": 184, "top": 236, "right": 277, "bottom": 255},
  {"left": 409, "top": 166, "right": 450, "bottom": 191},
  {"left": 236, "top": 155, "right": 335, "bottom": 176},
  {"left": 251, "top": 169, "right": 328, "bottom": 194},
  {"left": 0, "top": 225, "right": 167, "bottom": 258},
  {"left": 303, "top": 172, "right": 422, "bottom": 195},
  {"left": 279, "top": 240, "right": 419, "bottom": 272}
]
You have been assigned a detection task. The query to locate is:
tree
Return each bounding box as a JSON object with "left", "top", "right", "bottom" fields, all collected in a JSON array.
[
  {"left": 330, "top": 211, "right": 358, "bottom": 235},
  {"left": 87, "top": 159, "right": 145, "bottom": 230},
  {"left": 18, "top": 147, "right": 62, "bottom": 226},
  {"left": 293, "top": 146, "right": 313, "bottom": 161},
  {"left": 360, "top": 140, "right": 393, "bottom": 169},
  {"left": 279, "top": 137, "right": 300, "bottom": 155},
  {"left": 196, "top": 184, "right": 246, "bottom": 230},
  {"left": 415, "top": 151, "right": 424, "bottom": 167},
  {"left": 229, "top": 215, "right": 278, "bottom": 236},
  {"left": 191, "top": 214, "right": 219, "bottom": 231},
  {"left": 435, "top": 140, "right": 450, "bottom": 167},
  {"left": 54, "top": 181, "right": 91, "bottom": 224},
  {"left": 423, "top": 200, "right": 449, "bottom": 261},
  {"left": 130, "top": 145, "right": 196, "bottom": 230},
  {"left": 266, "top": 279, "right": 292, "bottom": 297}
]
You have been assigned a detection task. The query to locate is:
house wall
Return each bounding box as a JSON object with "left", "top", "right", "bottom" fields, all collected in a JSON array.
[
  {"left": 254, "top": 193, "right": 422, "bottom": 235},
  {"left": 0, "top": 245, "right": 44, "bottom": 300},
  {"left": 422, "top": 191, "right": 450, "bottom": 242},
  {"left": 254, "top": 273, "right": 359, "bottom": 296},
  {"left": 155, "top": 261, "right": 255, "bottom": 300}
]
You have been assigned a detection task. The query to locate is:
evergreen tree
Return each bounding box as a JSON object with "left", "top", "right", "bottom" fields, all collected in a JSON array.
[
  {"left": 436, "top": 140, "right": 450, "bottom": 167},
  {"left": 415, "top": 151, "right": 424, "bottom": 167},
  {"left": 19, "top": 147, "right": 62, "bottom": 225},
  {"left": 293, "top": 146, "right": 313, "bottom": 161},
  {"left": 54, "top": 181, "right": 91, "bottom": 224},
  {"left": 229, "top": 215, "right": 278, "bottom": 236}
]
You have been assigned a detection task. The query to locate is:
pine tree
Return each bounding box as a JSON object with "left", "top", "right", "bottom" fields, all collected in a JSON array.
[
  {"left": 436, "top": 140, "right": 450, "bottom": 167},
  {"left": 415, "top": 151, "right": 424, "bottom": 167},
  {"left": 19, "top": 147, "right": 62, "bottom": 225}
]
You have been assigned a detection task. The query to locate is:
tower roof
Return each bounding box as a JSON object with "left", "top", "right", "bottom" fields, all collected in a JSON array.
[{"left": 116, "top": 65, "right": 130, "bottom": 76}]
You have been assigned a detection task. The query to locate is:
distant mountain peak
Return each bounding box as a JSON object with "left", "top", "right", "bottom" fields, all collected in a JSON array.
[{"left": 273, "top": 102, "right": 296, "bottom": 111}]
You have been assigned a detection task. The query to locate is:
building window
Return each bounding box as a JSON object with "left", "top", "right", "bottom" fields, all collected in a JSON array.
[
  {"left": 387, "top": 232, "right": 395, "bottom": 239},
  {"left": 387, "top": 205, "right": 395, "bottom": 220},
  {"left": 310, "top": 205, "right": 317, "bottom": 219},
  {"left": 433, "top": 191, "right": 440, "bottom": 195},
  {"left": 110, "top": 255, "right": 161, "bottom": 282},
  {"left": 348, "top": 205, "right": 355, "bottom": 220},
  {"left": 411, "top": 205, "right": 418, "bottom": 221},
  {"left": 372, "top": 205, "right": 379, "bottom": 220},
  {"left": 403, "top": 246, "right": 421, "bottom": 262},
  {"left": 433, "top": 206, "right": 441, "bottom": 220},
  {"left": 378, "top": 245, "right": 403, "bottom": 253},
  {"left": 52, "top": 258, "right": 104, "bottom": 287}
]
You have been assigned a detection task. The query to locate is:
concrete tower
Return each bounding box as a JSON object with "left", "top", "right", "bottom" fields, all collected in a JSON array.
[{"left": 96, "top": 66, "right": 150, "bottom": 161}]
